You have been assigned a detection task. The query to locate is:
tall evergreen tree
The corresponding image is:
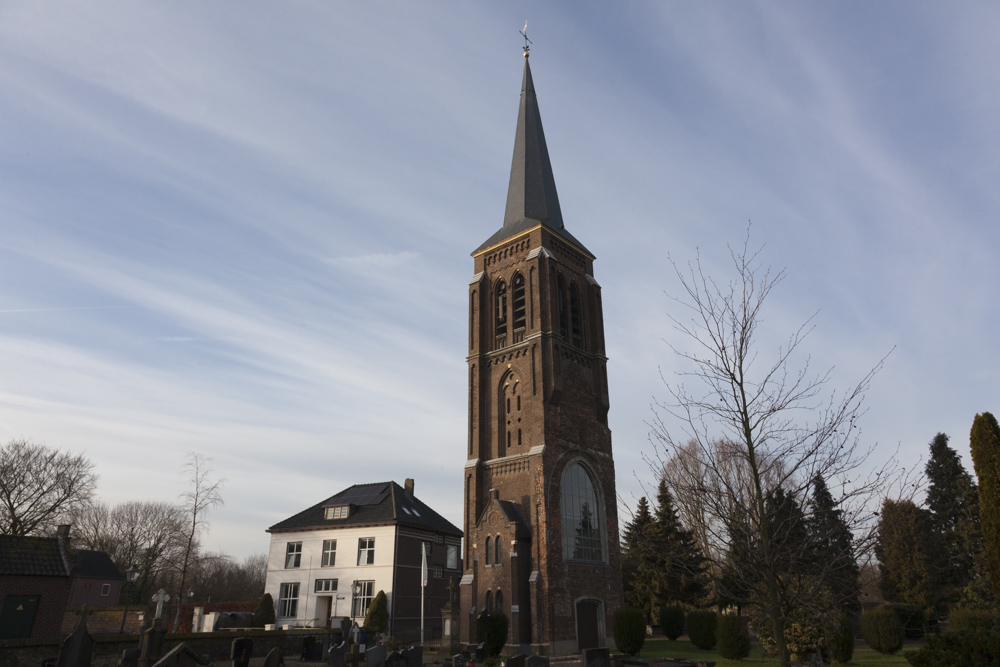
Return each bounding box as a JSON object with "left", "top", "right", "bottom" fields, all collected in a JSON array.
[
  {"left": 924, "top": 432, "right": 981, "bottom": 611},
  {"left": 876, "top": 499, "right": 938, "bottom": 606},
  {"left": 969, "top": 412, "right": 1000, "bottom": 603},
  {"left": 806, "top": 475, "right": 860, "bottom": 613},
  {"left": 647, "top": 479, "right": 710, "bottom": 607},
  {"left": 621, "top": 496, "right": 657, "bottom": 617}
]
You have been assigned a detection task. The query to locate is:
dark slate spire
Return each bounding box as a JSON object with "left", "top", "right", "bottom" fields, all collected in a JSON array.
[{"left": 474, "top": 57, "right": 591, "bottom": 256}]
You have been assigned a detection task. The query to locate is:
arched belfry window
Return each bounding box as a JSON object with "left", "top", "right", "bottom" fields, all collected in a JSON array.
[
  {"left": 485, "top": 536, "right": 493, "bottom": 565},
  {"left": 500, "top": 374, "right": 520, "bottom": 457},
  {"left": 511, "top": 273, "right": 526, "bottom": 331},
  {"left": 561, "top": 462, "right": 604, "bottom": 562},
  {"left": 495, "top": 280, "right": 508, "bottom": 340},
  {"left": 495, "top": 590, "right": 504, "bottom": 613},
  {"left": 570, "top": 282, "right": 583, "bottom": 347},
  {"left": 557, "top": 275, "right": 568, "bottom": 340},
  {"left": 494, "top": 535, "right": 502, "bottom": 565}
]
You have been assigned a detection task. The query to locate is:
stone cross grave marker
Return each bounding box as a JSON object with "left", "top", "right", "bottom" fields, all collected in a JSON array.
[
  {"left": 231, "top": 637, "right": 253, "bottom": 667},
  {"left": 152, "top": 590, "right": 171, "bottom": 619},
  {"left": 57, "top": 605, "right": 94, "bottom": 667}
]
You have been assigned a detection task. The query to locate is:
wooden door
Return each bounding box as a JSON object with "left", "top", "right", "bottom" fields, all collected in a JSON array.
[
  {"left": 575, "top": 599, "right": 600, "bottom": 650},
  {"left": 0, "top": 595, "right": 40, "bottom": 640}
]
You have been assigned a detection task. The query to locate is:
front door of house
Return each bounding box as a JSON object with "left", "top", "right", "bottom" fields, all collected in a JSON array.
[
  {"left": 0, "top": 595, "right": 40, "bottom": 640},
  {"left": 575, "top": 599, "right": 600, "bottom": 650}
]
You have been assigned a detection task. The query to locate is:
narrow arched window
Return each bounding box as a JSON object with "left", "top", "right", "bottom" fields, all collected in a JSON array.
[
  {"left": 570, "top": 282, "right": 583, "bottom": 347},
  {"left": 495, "top": 590, "right": 504, "bottom": 613},
  {"left": 495, "top": 280, "right": 508, "bottom": 339},
  {"left": 494, "top": 535, "right": 502, "bottom": 565},
  {"left": 557, "top": 275, "right": 568, "bottom": 340},
  {"left": 485, "top": 591, "right": 493, "bottom": 614},
  {"left": 485, "top": 536, "right": 493, "bottom": 565},
  {"left": 561, "top": 462, "right": 604, "bottom": 562},
  {"left": 512, "top": 273, "right": 526, "bottom": 331}
]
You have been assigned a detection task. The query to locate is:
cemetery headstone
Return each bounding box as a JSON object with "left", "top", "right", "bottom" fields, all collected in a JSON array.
[
  {"left": 345, "top": 645, "right": 363, "bottom": 667},
  {"left": 302, "top": 636, "right": 318, "bottom": 661},
  {"left": 231, "top": 637, "right": 253, "bottom": 667},
  {"left": 473, "top": 644, "right": 485, "bottom": 661},
  {"left": 262, "top": 647, "right": 285, "bottom": 667},
  {"left": 384, "top": 651, "right": 407, "bottom": 667},
  {"left": 505, "top": 655, "right": 525, "bottom": 667},
  {"left": 57, "top": 606, "right": 94, "bottom": 667},
  {"left": 582, "top": 648, "right": 610, "bottom": 667},
  {"left": 400, "top": 645, "right": 422, "bottom": 667},
  {"left": 525, "top": 656, "right": 549, "bottom": 667},
  {"left": 151, "top": 590, "right": 171, "bottom": 620},
  {"left": 329, "top": 641, "right": 347, "bottom": 667},
  {"left": 451, "top": 654, "right": 467, "bottom": 667},
  {"left": 150, "top": 643, "right": 210, "bottom": 667},
  {"left": 364, "top": 644, "right": 386, "bottom": 667},
  {"left": 118, "top": 648, "right": 140, "bottom": 667}
]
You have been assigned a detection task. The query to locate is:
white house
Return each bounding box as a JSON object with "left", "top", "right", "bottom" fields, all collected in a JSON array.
[{"left": 264, "top": 479, "right": 462, "bottom": 641}]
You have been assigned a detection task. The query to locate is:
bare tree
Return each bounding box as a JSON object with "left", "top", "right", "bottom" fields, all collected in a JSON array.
[
  {"left": 172, "top": 453, "right": 224, "bottom": 632},
  {"left": 188, "top": 552, "right": 268, "bottom": 602},
  {"left": 647, "top": 232, "right": 904, "bottom": 667},
  {"left": 0, "top": 439, "right": 98, "bottom": 536}
]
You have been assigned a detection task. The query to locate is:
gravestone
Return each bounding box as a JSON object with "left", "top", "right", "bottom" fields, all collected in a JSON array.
[
  {"left": 384, "top": 651, "right": 407, "bottom": 667},
  {"left": 150, "top": 643, "right": 210, "bottom": 667},
  {"left": 231, "top": 637, "right": 253, "bottom": 667},
  {"left": 262, "top": 647, "right": 285, "bottom": 667},
  {"left": 525, "top": 656, "right": 549, "bottom": 667},
  {"left": 400, "top": 645, "right": 422, "bottom": 667},
  {"left": 329, "top": 641, "right": 347, "bottom": 667},
  {"left": 345, "top": 645, "right": 363, "bottom": 667},
  {"left": 118, "top": 648, "right": 140, "bottom": 667},
  {"left": 505, "top": 655, "right": 525, "bottom": 667},
  {"left": 139, "top": 621, "right": 168, "bottom": 667},
  {"left": 582, "top": 648, "right": 610, "bottom": 667},
  {"left": 473, "top": 644, "right": 485, "bottom": 661},
  {"left": 57, "top": 606, "right": 94, "bottom": 667},
  {"left": 364, "top": 644, "right": 386, "bottom": 667},
  {"left": 302, "top": 636, "right": 321, "bottom": 661},
  {"left": 451, "top": 654, "right": 467, "bottom": 667}
]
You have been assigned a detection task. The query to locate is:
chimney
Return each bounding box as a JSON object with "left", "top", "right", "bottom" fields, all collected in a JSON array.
[
  {"left": 56, "top": 524, "right": 70, "bottom": 538},
  {"left": 404, "top": 478, "right": 414, "bottom": 497}
]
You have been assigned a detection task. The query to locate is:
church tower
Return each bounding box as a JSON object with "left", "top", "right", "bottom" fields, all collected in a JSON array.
[{"left": 459, "top": 53, "right": 624, "bottom": 654}]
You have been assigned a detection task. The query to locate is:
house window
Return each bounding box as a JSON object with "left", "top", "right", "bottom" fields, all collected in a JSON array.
[
  {"left": 352, "top": 580, "right": 374, "bottom": 618},
  {"left": 101, "top": 583, "right": 111, "bottom": 597},
  {"left": 485, "top": 536, "right": 493, "bottom": 565},
  {"left": 446, "top": 545, "right": 459, "bottom": 570},
  {"left": 325, "top": 505, "right": 350, "bottom": 520},
  {"left": 495, "top": 280, "right": 508, "bottom": 338},
  {"left": 561, "top": 462, "right": 604, "bottom": 562},
  {"left": 322, "top": 540, "right": 337, "bottom": 567},
  {"left": 512, "top": 273, "right": 526, "bottom": 330},
  {"left": 423, "top": 541, "right": 433, "bottom": 556},
  {"left": 285, "top": 542, "right": 302, "bottom": 568},
  {"left": 278, "top": 583, "right": 299, "bottom": 617},
  {"left": 494, "top": 535, "right": 502, "bottom": 566},
  {"left": 436, "top": 534, "right": 445, "bottom": 544},
  {"left": 315, "top": 579, "right": 338, "bottom": 593},
  {"left": 358, "top": 538, "right": 375, "bottom": 565},
  {"left": 432, "top": 565, "right": 443, "bottom": 579}
]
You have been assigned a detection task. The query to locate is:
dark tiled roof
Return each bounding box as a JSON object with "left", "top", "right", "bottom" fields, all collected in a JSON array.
[
  {"left": 267, "top": 481, "right": 462, "bottom": 537},
  {"left": 0, "top": 535, "right": 70, "bottom": 577},
  {"left": 73, "top": 550, "right": 122, "bottom": 580},
  {"left": 473, "top": 58, "right": 592, "bottom": 258}
]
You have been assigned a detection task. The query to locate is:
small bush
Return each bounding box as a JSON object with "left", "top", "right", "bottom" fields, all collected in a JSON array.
[
  {"left": 252, "top": 593, "right": 275, "bottom": 627},
  {"left": 717, "top": 613, "right": 750, "bottom": 660},
  {"left": 829, "top": 613, "right": 854, "bottom": 664},
  {"left": 905, "top": 626, "right": 1000, "bottom": 667},
  {"left": 861, "top": 606, "right": 904, "bottom": 655},
  {"left": 659, "top": 605, "right": 685, "bottom": 640},
  {"left": 484, "top": 612, "right": 508, "bottom": 656},
  {"left": 687, "top": 610, "right": 717, "bottom": 650},
  {"left": 948, "top": 608, "right": 995, "bottom": 633},
  {"left": 883, "top": 603, "right": 925, "bottom": 638},
  {"left": 612, "top": 607, "right": 646, "bottom": 656},
  {"left": 785, "top": 621, "right": 829, "bottom": 663},
  {"left": 363, "top": 590, "right": 389, "bottom": 633}
]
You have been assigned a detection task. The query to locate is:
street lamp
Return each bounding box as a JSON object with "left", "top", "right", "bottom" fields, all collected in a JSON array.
[
  {"left": 119, "top": 564, "right": 140, "bottom": 634},
  {"left": 350, "top": 581, "right": 362, "bottom": 620}
]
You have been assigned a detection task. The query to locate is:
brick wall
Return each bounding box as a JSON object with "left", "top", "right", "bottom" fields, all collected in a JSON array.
[{"left": 0, "top": 575, "right": 72, "bottom": 639}]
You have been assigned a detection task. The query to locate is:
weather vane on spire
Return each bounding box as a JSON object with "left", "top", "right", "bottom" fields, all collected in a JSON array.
[{"left": 520, "top": 21, "right": 532, "bottom": 57}]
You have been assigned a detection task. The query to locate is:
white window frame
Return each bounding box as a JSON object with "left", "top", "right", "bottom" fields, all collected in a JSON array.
[
  {"left": 446, "top": 545, "right": 459, "bottom": 570},
  {"left": 357, "top": 537, "right": 375, "bottom": 565},
  {"left": 314, "top": 579, "right": 338, "bottom": 593},
  {"left": 325, "top": 506, "right": 350, "bottom": 520},
  {"left": 352, "top": 580, "right": 374, "bottom": 618},
  {"left": 278, "top": 583, "right": 299, "bottom": 618},
  {"left": 322, "top": 539, "right": 337, "bottom": 567},
  {"left": 100, "top": 583, "right": 111, "bottom": 597},
  {"left": 285, "top": 542, "right": 302, "bottom": 568}
]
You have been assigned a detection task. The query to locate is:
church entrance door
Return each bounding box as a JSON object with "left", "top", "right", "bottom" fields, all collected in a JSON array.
[{"left": 575, "top": 599, "right": 600, "bottom": 650}]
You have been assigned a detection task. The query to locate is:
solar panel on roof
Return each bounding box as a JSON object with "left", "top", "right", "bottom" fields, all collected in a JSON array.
[{"left": 334, "top": 483, "right": 389, "bottom": 507}]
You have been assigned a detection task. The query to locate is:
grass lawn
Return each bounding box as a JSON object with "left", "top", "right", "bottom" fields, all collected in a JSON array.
[{"left": 640, "top": 637, "right": 916, "bottom": 666}]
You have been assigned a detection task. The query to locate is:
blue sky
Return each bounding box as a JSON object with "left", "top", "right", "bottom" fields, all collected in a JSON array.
[{"left": 1, "top": 2, "right": 998, "bottom": 559}]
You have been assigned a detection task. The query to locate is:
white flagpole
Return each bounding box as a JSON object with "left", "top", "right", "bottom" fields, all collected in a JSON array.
[{"left": 420, "top": 542, "right": 428, "bottom": 645}]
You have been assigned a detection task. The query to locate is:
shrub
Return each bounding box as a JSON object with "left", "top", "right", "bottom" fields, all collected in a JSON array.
[
  {"left": 484, "top": 612, "right": 509, "bottom": 656},
  {"left": 659, "top": 605, "right": 685, "bottom": 640},
  {"left": 905, "top": 625, "right": 1000, "bottom": 667},
  {"left": 252, "top": 593, "right": 275, "bottom": 627},
  {"left": 883, "top": 603, "right": 925, "bottom": 638},
  {"left": 363, "top": 590, "right": 389, "bottom": 633},
  {"left": 948, "top": 608, "right": 995, "bottom": 633},
  {"left": 785, "top": 621, "right": 830, "bottom": 663},
  {"left": 860, "top": 606, "right": 904, "bottom": 655},
  {"left": 686, "top": 610, "right": 717, "bottom": 650},
  {"left": 717, "top": 613, "right": 750, "bottom": 660},
  {"left": 612, "top": 607, "right": 646, "bottom": 655},
  {"left": 829, "top": 613, "right": 854, "bottom": 664}
]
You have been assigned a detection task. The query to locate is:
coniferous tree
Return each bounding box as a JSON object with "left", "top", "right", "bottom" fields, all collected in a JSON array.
[
  {"left": 924, "top": 432, "right": 981, "bottom": 612},
  {"left": 969, "top": 412, "right": 1000, "bottom": 603},
  {"left": 646, "top": 479, "right": 710, "bottom": 608},
  {"left": 806, "top": 475, "right": 860, "bottom": 614},
  {"left": 876, "top": 499, "right": 937, "bottom": 606},
  {"left": 621, "top": 496, "right": 657, "bottom": 617}
]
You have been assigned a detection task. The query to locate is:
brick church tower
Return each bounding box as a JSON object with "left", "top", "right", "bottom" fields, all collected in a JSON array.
[{"left": 458, "top": 53, "right": 624, "bottom": 654}]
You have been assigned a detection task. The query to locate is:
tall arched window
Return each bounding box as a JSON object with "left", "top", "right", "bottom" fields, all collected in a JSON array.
[
  {"left": 495, "top": 280, "right": 508, "bottom": 339},
  {"left": 511, "top": 273, "right": 526, "bottom": 331},
  {"left": 495, "top": 590, "right": 504, "bottom": 613},
  {"left": 557, "top": 275, "right": 568, "bottom": 340},
  {"left": 485, "top": 536, "right": 493, "bottom": 565},
  {"left": 494, "top": 535, "right": 501, "bottom": 565},
  {"left": 561, "top": 462, "right": 604, "bottom": 562},
  {"left": 570, "top": 282, "right": 583, "bottom": 347},
  {"left": 485, "top": 591, "right": 493, "bottom": 614}
]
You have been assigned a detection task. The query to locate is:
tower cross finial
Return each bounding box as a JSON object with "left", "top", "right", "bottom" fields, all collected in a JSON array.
[{"left": 520, "top": 22, "right": 532, "bottom": 57}]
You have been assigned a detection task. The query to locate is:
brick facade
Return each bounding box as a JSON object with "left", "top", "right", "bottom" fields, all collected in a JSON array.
[{"left": 0, "top": 575, "right": 72, "bottom": 640}]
